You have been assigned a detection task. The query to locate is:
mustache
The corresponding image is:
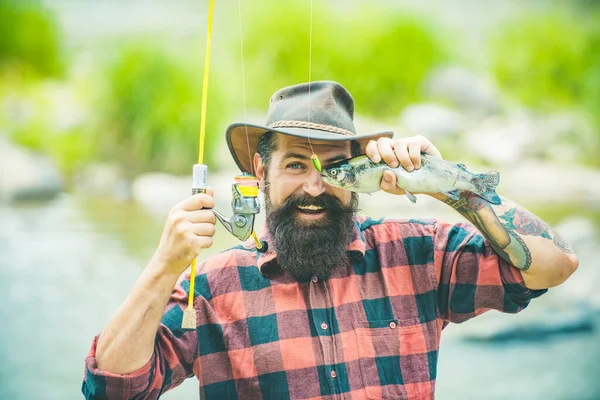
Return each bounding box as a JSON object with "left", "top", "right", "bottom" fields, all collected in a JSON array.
[{"left": 275, "top": 192, "right": 353, "bottom": 215}]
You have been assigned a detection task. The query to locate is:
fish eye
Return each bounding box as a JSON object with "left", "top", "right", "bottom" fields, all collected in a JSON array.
[{"left": 331, "top": 169, "right": 337, "bottom": 176}]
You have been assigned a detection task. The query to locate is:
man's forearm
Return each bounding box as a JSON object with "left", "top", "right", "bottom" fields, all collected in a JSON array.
[
  {"left": 435, "top": 191, "right": 578, "bottom": 289},
  {"left": 95, "top": 257, "right": 182, "bottom": 374}
]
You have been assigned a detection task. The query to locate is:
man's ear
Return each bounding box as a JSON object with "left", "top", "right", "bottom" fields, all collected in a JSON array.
[
  {"left": 254, "top": 153, "right": 264, "bottom": 181},
  {"left": 253, "top": 153, "right": 267, "bottom": 193}
]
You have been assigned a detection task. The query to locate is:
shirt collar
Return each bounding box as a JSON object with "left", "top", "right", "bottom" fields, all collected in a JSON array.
[{"left": 256, "top": 217, "right": 367, "bottom": 278}]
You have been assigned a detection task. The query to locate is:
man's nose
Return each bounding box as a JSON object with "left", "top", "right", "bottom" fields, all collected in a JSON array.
[{"left": 302, "top": 168, "right": 326, "bottom": 197}]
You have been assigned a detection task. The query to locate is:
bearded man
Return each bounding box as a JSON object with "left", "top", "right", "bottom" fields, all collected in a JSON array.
[{"left": 83, "top": 81, "right": 577, "bottom": 399}]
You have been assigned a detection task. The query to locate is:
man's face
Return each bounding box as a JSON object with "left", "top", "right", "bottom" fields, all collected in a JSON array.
[
  {"left": 256, "top": 135, "right": 353, "bottom": 219},
  {"left": 254, "top": 135, "right": 358, "bottom": 280}
]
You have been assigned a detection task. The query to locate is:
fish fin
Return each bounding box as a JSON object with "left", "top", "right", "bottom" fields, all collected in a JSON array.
[
  {"left": 405, "top": 190, "right": 417, "bottom": 204},
  {"left": 443, "top": 189, "right": 461, "bottom": 200},
  {"left": 473, "top": 171, "right": 501, "bottom": 205}
]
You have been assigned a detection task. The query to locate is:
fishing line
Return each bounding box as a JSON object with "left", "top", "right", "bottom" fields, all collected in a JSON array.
[
  {"left": 237, "top": 0, "right": 264, "bottom": 252},
  {"left": 307, "top": 0, "right": 322, "bottom": 172},
  {"left": 182, "top": 0, "right": 214, "bottom": 330},
  {"left": 238, "top": 0, "right": 252, "bottom": 175}
]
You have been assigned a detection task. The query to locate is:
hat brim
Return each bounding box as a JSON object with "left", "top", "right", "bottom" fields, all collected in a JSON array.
[{"left": 226, "top": 122, "right": 394, "bottom": 174}]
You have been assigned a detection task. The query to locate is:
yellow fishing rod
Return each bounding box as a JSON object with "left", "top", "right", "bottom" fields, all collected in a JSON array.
[{"left": 182, "top": 0, "right": 265, "bottom": 330}]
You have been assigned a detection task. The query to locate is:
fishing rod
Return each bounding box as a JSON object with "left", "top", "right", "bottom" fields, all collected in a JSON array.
[
  {"left": 182, "top": 0, "right": 322, "bottom": 329},
  {"left": 182, "top": 0, "right": 266, "bottom": 330}
]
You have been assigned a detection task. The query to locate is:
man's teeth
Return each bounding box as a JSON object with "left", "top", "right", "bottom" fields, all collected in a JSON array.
[{"left": 297, "top": 205, "right": 324, "bottom": 211}]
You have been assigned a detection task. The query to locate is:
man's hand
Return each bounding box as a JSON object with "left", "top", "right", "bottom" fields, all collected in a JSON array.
[
  {"left": 96, "top": 190, "right": 216, "bottom": 375},
  {"left": 152, "top": 188, "right": 216, "bottom": 276},
  {"left": 364, "top": 135, "right": 443, "bottom": 195}
]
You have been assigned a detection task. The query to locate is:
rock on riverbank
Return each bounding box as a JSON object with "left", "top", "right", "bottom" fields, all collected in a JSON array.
[{"left": 0, "top": 136, "right": 63, "bottom": 203}]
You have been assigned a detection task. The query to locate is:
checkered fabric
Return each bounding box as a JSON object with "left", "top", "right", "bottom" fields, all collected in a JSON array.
[{"left": 83, "top": 217, "right": 546, "bottom": 399}]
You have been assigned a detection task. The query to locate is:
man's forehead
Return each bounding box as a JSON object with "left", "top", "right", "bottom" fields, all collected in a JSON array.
[{"left": 277, "top": 135, "right": 350, "bottom": 153}]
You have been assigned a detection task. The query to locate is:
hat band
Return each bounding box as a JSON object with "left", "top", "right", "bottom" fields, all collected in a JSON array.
[{"left": 268, "top": 120, "right": 354, "bottom": 136}]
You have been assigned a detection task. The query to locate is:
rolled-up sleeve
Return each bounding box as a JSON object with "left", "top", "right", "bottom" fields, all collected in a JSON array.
[
  {"left": 433, "top": 220, "right": 547, "bottom": 324},
  {"left": 82, "top": 281, "right": 199, "bottom": 399}
]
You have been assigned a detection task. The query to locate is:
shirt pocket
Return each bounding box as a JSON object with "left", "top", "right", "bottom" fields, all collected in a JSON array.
[{"left": 353, "top": 318, "right": 432, "bottom": 400}]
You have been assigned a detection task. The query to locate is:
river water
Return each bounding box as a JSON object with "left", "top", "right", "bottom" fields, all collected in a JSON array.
[{"left": 0, "top": 195, "right": 599, "bottom": 400}]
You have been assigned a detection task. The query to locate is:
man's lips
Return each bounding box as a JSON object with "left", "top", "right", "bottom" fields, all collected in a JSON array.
[
  {"left": 296, "top": 205, "right": 326, "bottom": 219},
  {"left": 297, "top": 205, "right": 324, "bottom": 213}
]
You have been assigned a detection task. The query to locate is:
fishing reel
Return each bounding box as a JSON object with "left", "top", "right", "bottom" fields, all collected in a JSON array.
[
  {"left": 213, "top": 174, "right": 264, "bottom": 243},
  {"left": 193, "top": 165, "right": 267, "bottom": 252}
]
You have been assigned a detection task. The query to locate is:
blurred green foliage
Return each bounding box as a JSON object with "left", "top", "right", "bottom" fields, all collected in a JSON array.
[
  {"left": 491, "top": 10, "right": 600, "bottom": 118},
  {"left": 0, "top": 0, "right": 64, "bottom": 77},
  {"left": 2, "top": 0, "right": 599, "bottom": 181},
  {"left": 242, "top": 0, "right": 449, "bottom": 117},
  {"left": 15, "top": 126, "right": 93, "bottom": 176},
  {"left": 0, "top": 79, "right": 94, "bottom": 176},
  {"left": 0, "top": 0, "right": 84, "bottom": 175},
  {"left": 93, "top": 42, "right": 227, "bottom": 176},
  {"left": 490, "top": 9, "right": 600, "bottom": 165}
]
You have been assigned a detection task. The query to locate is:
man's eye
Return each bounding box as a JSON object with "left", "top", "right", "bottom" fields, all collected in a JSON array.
[{"left": 287, "top": 162, "right": 304, "bottom": 170}]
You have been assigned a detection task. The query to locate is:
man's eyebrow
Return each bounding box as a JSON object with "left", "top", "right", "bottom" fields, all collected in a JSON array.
[{"left": 281, "top": 152, "right": 311, "bottom": 161}]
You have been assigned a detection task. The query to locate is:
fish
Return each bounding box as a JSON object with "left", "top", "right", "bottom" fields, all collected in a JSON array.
[{"left": 320, "top": 154, "right": 501, "bottom": 205}]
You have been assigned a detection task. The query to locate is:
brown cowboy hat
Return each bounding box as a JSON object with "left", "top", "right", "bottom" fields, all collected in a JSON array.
[{"left": 226, "top": 81, "right": 394, "bottom": 174}]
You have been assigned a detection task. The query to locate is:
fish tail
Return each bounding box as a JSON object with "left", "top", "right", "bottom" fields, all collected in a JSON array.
[{"left": 472, "top": 171, "right": 501, "bottom": 205}]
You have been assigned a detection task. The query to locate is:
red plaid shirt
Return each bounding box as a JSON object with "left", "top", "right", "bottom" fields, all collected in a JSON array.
[{"left": 83, "top": 217, "right": 545, "bottom": 399}]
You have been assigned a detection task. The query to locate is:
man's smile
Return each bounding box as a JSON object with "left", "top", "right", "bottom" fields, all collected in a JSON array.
[{"left": 296, "top": 204, "right": 326, "bottom": 219}]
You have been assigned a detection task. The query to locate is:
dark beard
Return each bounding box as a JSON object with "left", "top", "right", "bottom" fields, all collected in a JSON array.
[{"left": 265, "top": 191, "right": 359, "bottom": 281}]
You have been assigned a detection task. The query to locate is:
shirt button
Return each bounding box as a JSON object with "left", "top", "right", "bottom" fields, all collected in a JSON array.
[
  {"left": 321, "top": 322, "right": 328, "bottom": 330},
  {"left": 331, "top": 370, "right": 337, "bottom": 379},
  {"left": 389, "top": 321, "right": 397, "bottom": 329},
  {"left": 312, "top": 276, "right": 318, "bottom": 283}
]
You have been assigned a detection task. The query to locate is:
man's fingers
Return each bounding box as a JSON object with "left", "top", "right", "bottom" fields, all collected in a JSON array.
[
  {"left": 377, "top": 138, "right": 399, "bottom": 168},
  {"left": 190, "top": 222, "right": 216, "bottom": 238},
  {"left": 365, "top": 140, "right": 381, "bottom": 163},
  {"left": 191, "top": 235, "right": 214, "bottom": 250},
  {"left": 367, "top": 136, "right": 441, "bottom": 170},
  {"left": 407, "top": 140, "right": 422, "bottom": 169},
  {"left": 186, "top": 209, "right": 217, "bottom": 224},
  {"left": 381, "top": 170, "right": 396, "bottom": 189},
  {"left": 181, "top": 192, "right": 215, "bottom": 211},
  {"left": 380, "top": 170, "right": 405, "bottom": 195},
  {"left": 417, "top": 136, "right": 442, "bottom": 159},
  {"left": 392, "top": 141, "right": 413, "bottom": 171}
]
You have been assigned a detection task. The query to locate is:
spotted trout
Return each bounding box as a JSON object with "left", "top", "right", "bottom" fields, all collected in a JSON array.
[{"left": 321, "top": 154, "right": 501, "bottom": 205}]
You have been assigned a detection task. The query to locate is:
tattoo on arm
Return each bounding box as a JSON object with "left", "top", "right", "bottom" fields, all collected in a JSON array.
[
  {"left": 505, "top": 230, "right": 532, "bottom": 270},
  {"left": 444, "top": 193, "right": 532, "bottom": 270},
  {"left": 499, "top": 206, "right": 574, "bottom": 253},
  {"left": 499, "top": 208, "right": 551, "bottom": 238},
  {"left": 551, "top": 230, "right": 575, "bottom": 254},
  {"left": 443, "top": 192, "right": 573, "bottom": 270}
]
